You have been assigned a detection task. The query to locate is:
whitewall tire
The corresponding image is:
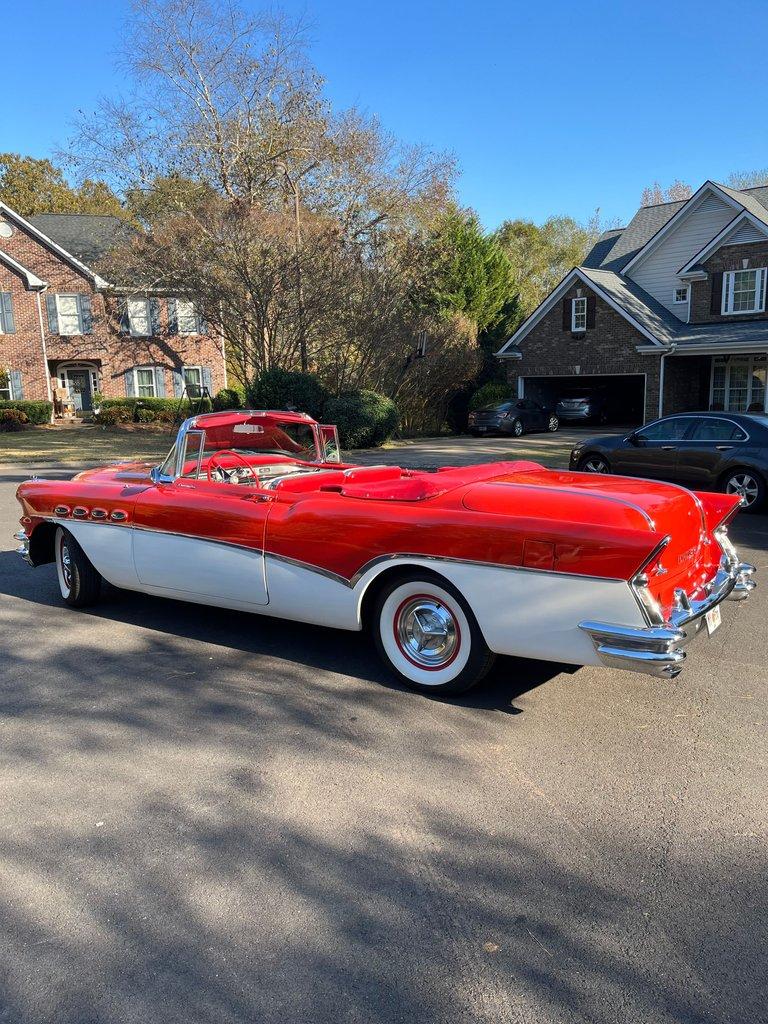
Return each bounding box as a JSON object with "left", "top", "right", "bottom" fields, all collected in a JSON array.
[
  {"left": 55, "top": 527, "right": 102, "bottom": 608},
  {"left": 372, "top": 573, "right": 495, "bottom": 694}
]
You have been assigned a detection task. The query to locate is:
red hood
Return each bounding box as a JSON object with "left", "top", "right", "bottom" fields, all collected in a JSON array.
[{"left": 73, "top": 462, "right": 156, "bottom": 483}]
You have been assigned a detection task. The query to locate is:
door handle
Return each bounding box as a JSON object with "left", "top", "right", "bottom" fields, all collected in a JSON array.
[
  {"left": 661, "top": 445, "right": 676, "bottom": 450},
  {"left": 716, "top": 445, "right": 734, "bottom": 451}
]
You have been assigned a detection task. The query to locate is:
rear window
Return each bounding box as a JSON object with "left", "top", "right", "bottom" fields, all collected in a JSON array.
[{"left": 690, "top": 419, "right": 748, "bottom": 442}]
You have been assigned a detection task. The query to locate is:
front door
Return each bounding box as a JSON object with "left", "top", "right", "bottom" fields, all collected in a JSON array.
[
  {"left": 132, "top": 478, "right": 272, "bottom": 607},
  {"left": 64, "top": 368, "right": 93, "bottom": 412},
  {"left": 611, "top": 416, "right": 696, "bottom": 480}
]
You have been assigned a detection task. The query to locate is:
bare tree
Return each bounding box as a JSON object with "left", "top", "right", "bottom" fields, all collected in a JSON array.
[{"left": 640, "top": 180, "right": 693, "bottom": 206}]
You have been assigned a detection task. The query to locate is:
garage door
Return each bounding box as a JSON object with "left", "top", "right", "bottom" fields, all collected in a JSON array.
[{"left": 522, "top": 374, "right": 645, "bottom": 426}]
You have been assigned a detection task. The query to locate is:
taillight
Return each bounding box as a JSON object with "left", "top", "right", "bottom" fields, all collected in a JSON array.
[{"left": 632, "top": 536, "right": 670, "bottom": 625}]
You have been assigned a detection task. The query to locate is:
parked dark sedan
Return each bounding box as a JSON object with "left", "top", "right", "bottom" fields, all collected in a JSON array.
[
  {"left": 468, "top": 399, "right": 559, "bottom": 437},
  {"left": 569, "top": 411, "right": 768, "bottom": 511}
]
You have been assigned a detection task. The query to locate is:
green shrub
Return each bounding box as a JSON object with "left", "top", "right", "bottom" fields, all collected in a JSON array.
[
  {"left": 246, "top": 369, "right": 328, "bottom": 421},
  {"left": 468, "top": 382, "right": 511, "bottom": 411},
  {"left": 323, "top": 389, "right": 399, "bottom": 448},
  {"left": 0, "top": 408, "right": 29, "bottom": 432},
  {"left": 98, "top": 397, "right": 212, "bottom": 423},
  {"left": 94, "top": 406, "right": 132, "bottom": 426},
  {"left": 213, "top": 387, "right": 244, "bottom": 411},
  {"left": 0, "top": 400, "right": 52, "bottom": 425}
]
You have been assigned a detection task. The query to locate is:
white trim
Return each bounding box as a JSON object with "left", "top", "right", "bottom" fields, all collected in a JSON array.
[
  {"left": 35, "top": 292, "right": 53, "bottom": 405},
  {"left": 495, "top": 267, "right": 664, "bottom": 357},
  {"left": 55, "top": 293, "right": 84, "bottom": 336},
  {"left": 621, "top": 181, "right": 746, "bottom": 276},
  {"left": 637, "top": 341, "right": 768, "bottom": 355},
  {"left": 0, "top": 202, "right": 110, "bottom": 289},
  {"left": 672, "top": 286, "right": 689, "bottom": 304},
  {"left": 519, "top": 372, "right": 648, "bottom": 424},
  {"left": 133, "top": 365, "right": 157, "bottom": 398},
  {"left": 0, "top": 249, "right": 46, "bottom": 290},
  {"left": 127, "top": 297, "right": 151, "bottom": 337},
  {"left": 182, "top": 364, "right": 203, "bottom": 395},
  {"left": 571, "top": 295, "right": 587, "bottom": 332},
  {"left": 721, "top": 267, "right": 767, "bottom": 315},
  {"left": 678, "top": 210, "right": 768, "bottom": 275}
]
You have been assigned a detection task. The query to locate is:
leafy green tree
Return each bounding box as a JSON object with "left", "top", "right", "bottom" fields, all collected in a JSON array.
[{"left": 0, "top": 153, "right": 124, "bottom": 217}]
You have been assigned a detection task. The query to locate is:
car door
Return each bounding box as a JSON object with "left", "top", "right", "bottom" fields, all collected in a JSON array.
[
  {"left": 610, "top": 416, "right": 696, "bottom": 480},
  {"left": 674, "top": 416, "right": 751, "bottom": 489}
]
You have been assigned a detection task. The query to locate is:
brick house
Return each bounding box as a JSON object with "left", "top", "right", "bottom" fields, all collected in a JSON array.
[
  {"left": 0, "top": 202, "right": 227, "bottom": 415},
  {"left": 497, "top": 181, "right": 768, "bottom": 425}
]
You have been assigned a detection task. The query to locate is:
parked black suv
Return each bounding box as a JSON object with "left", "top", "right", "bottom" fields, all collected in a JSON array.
[{"left": 569, "top": 411, "right": 768, "bottom": 511}]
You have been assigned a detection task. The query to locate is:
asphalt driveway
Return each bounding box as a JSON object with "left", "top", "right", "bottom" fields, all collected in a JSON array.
[{"left": 1, "top": 443, "right": 767, "bottom": 1024}]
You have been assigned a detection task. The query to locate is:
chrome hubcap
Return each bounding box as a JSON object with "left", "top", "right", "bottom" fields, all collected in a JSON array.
[
  {"left": 549, "top": 417, "right": 558, "bottom": 430},
  {"left": 727, "top": 474, "right": 759, "bottom": 505},
  {"left": 60, "top": 542, "right": 72, "bottom": 589},
  {"left": 514, "top": 422, "right": 522, "bottom": 436},
  {"left": 396, "top": 598, "right": 459, "bottom": 668},
  {"left": 584, "top": 459, "right": 607, "bottom": 473}
]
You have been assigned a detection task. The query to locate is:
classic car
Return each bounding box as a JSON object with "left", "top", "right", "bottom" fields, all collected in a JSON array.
[{"left": 15, "top": 408, "right": 756, "bottom": 695}]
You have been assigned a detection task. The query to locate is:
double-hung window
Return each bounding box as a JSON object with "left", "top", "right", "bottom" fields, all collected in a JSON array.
[
  {"left": 56, "top": 295, "right": 83, "bottom": 335},
  {"left": 128, "top": 298, "right": 151, "bottom": 336},
  {"left": 177, "top": 300, "right": 198, "bottom": 334},
  {"left": 571, "top": 296, "right": 587, "bottom": 332},
  {"left": 721, "top": 268, "right": 767, "bottom": 314},
  {"left": 183, "top": 366, "right": 202, "bottom": 397},
  {"left": 134, "top": 367, "right": 157, "bottom": 398},
  {"left": 0, "top": 372, "right": 11, "bottom": 400},
  {"left": 711, "top": 354, "right": 767, "bottom": 412},
  {"left": 673, "top": 286, "right": 689, "bottom": 304}
]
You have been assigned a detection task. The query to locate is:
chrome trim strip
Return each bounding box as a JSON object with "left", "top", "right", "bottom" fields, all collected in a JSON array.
[{"left": 491, "top": 481, "right": 656, "bottom": 529}]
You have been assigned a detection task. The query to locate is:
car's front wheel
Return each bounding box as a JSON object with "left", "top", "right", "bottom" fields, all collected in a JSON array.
[
  {"left": 547, "top": 415, "right": 559, "bottom": 432},
  {"left": 511, "top": 418, "right": 524, "bottom": 438},
  {"left": 578, "top": 454, "right": 611, "bottom": 474},
  {"left": 371, "top": 573, "right": 495, "bottom": 694},
  {"left": 55, "top": 527, "right": 102, "bottom": 607},
  {"left": 722, "top": 468, "right": 766, "bottom": 513}
]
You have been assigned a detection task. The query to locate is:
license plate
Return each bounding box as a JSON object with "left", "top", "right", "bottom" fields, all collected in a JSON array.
[
  {"left": 478, "top": 426, "right": 487, "bottom": 432},
  {"left": 705, "top": 606, "right": 721, "bottom": 636}
]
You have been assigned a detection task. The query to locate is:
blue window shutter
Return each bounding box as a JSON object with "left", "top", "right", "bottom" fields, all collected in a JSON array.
[
  {"left": 1, "top": 293, "right": 15, "bottom": 333},
  {"left": 9, "top": 370, "right": 23, "bottom": 400},
  {"left": 167, "top": 298, "right": 178, "bottom": 335},
  {"left": 118, "top": 297, "right": 129, "bottom": 334},
  {"left": 172, "top": 369, "right": 184, "bottom": 397},
  {"left": 154, "top": 367, "right": 166, "bottom": 397},
  {"left": 79, "top": 294, "right": 93, "bottom": 334},
  {"left": 125, "top": 370, "right": 135, "bottom": 397},
  {"left": 149, "top": 298, "right": 162, "bottom": 335},
  {"left": 196, "top": 308, "right": 208, "bottom": 335},
  {"left": 46, "top": 294, "right": 59, "bottom": 334},
  {"left": 202, "top": 367, "right": 213, "bottom": 394}
]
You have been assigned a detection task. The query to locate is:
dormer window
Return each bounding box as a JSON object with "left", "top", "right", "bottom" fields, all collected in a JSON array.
[
  {"left": 571, "top": 296, "right": 587, "bottom": 332},
  {"left": 673, "top": 286, "right": 689, "bottom": 304},
  {"left": 722, "top": 268, "right": 767, "bottom": 315}
]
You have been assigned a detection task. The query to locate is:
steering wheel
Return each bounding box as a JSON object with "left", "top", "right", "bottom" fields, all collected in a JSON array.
[{"left": 207, "top": 449, "right": 256, "bottom": 482}]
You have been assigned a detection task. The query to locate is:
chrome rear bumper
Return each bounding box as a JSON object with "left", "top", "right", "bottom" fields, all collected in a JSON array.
[
  {"left": 14, "top": 529, "right": 32, "bottom": 566},
  {"left": 579, "top": 558, "right": 755, "bottom": 679}
]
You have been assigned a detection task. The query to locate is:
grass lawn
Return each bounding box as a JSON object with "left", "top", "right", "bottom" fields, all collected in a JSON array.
[{"left": 0, "top": 424, "right": 174, "bottom": 466}]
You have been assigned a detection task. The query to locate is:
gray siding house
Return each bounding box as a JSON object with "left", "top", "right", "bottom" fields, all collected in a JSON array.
[{"left": 497, "top": 181, "right": 768, "bottom": 424}]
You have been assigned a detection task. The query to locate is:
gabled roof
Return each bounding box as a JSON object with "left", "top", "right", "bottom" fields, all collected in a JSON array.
[
  {"left": 28, "top": 213, "right": 134, "bottom": 266},
  {"left": 582, "top": 229, "right": 624, "bottom": 268},
  {"left": 678, "top": 209, "right": 768, "bottom": 275},
  {"left": 0, "top": 248, "right": 46, "bottom": 289},
  {"left": 599, "top": 200, "right": 687, "bottom": 271},
  {"left": 0, "top": 202, "right": 111, "bottom": 288}
]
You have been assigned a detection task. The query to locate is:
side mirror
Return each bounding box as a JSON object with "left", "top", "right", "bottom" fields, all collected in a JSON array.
[
  {"left": 628, "top": 432, "right": 647, "bottom": 446},
  {"left": 319, "top": 425, "right": 341, "bottom": 463}
]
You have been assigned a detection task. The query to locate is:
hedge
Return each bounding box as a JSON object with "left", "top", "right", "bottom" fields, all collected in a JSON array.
[
  {"left": 95, "top": 397, "right": 212, "bottom": 425},
  {"left": 213, "top": 387, "right": 244, "bottom": 411},
  {"left": 322, "top": 389, "right": 399, "bottom": 449},
  {"left": 246, "top": 369, "right": 328, "bottom": 421},
  {"left": 0, "top": 408, "right": 29, "bottom": 432},
  {"left": 468, "top": 382, "right": 512, "bottom": 412},
  {"left": 0, "top": 400, "right": 53, "bottom": 425}
]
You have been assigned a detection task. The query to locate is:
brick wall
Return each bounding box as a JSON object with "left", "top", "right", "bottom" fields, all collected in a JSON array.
[
  {"left": 0, "top": 216, "right": 226, "bottom": 406},
  {"left": 662, "top": 355, "right": 711, "bottom": 415},
  {"left": 690, "top": 240, "right": 768, "bottom": 324},
  {"left": 505, "top": 281, "right": 662, "bottom": 422}
]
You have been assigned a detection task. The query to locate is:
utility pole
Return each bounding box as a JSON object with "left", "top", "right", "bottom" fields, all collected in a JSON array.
[{"left": 277, "top": 163, "right": 307, "bottom": 372}]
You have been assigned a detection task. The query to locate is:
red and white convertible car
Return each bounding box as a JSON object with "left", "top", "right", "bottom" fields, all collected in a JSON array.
[{"left": 15, "top": 409, "right": 755, "bottom": 694}]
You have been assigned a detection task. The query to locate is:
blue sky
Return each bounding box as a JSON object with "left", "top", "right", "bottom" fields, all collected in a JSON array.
[{"left": 2, "top": 0, "right": 767, "bottom": 230}]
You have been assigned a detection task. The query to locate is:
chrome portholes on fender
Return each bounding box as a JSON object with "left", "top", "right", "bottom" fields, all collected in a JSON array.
[
  {"left": 54, "top": 526, "right": 103, "bottom": 608},
  {"left": 371, "top": 573, "right": 495, "bottom": 694}
]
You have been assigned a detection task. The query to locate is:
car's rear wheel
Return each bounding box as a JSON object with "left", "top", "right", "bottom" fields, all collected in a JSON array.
[
  {"left": 512, "top": 418, "right": 524, "bottom": 437},
  {"left": 722, "top": 468, "right": 766, "bottom": 513},
  {"left": 371, "top": 573, "right": 495, "bottom": 694},
  {"left": 547, "top": 415, "right": 559, "bottom": 432},
  {"left": 578, "top": 454, "right": 611, "bottom": 474},
  {"left": 55, "top": 527, "right": 102, "bottom": 607}
]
